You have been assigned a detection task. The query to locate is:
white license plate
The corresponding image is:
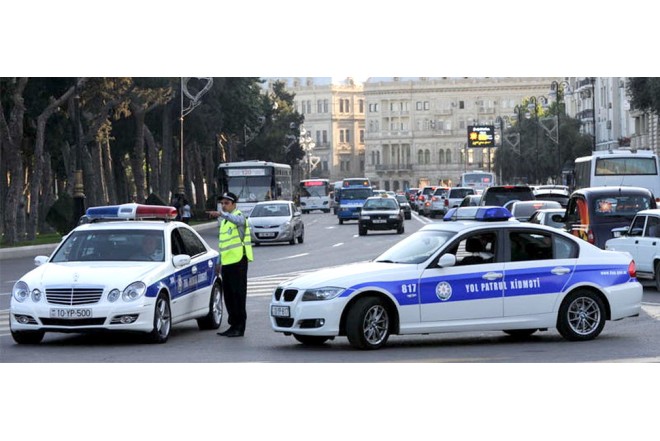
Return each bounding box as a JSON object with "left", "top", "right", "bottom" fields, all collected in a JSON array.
[
  {"left": 373, "top": 219, "right": 386, "bottom": 223},
  {"left": 271, "top": 305, "right": 290, "bottom": 317},
  {"left": 50, "top": 308, "right": 93, "bottom": 319},
  {"left": 260, "top": 232, "right": 276, "bottom": 238}
]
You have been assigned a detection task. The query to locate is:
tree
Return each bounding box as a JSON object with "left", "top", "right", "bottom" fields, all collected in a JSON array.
[{"left": 626, "top": 77, "right": 660, "bottom": 115}]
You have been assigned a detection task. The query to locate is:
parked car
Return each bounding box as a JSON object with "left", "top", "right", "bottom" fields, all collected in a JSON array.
[
  {"left": 248, "top": 200, "right": 304, "bottom": 245},
  {"left": 605, "top": 208, "right": 660, "bottom": 290},
  {"left": 9, "top": 204, "right": 222, "bottom": 344},
  {"left": 564, "top": 186, "right": 656, "bottom": 249},
  {"left": 527, "top": 208, "right": 566, "bottom": 229},
  {"left": 510, "top": 200, "right": 562, "bottom": 222},
  {"left": 395, "top": 194, "right": 412, "bottom": 220},
  {"left": 358, "top": 194, "right": 404, "bottom": 235},
  {"left": 459, "top": 194, "right": 482, "bottom": 207},
  {"left": 479, "top": 185, "right": 535, "bottom": 207}
]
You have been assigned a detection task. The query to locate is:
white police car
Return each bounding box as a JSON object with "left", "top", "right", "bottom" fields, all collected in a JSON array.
[
  {"left": 10, "top": 204, "right": 222, "bottom": 344},
  {"left": 270, "top": 206, "right": 643, "bottom": 350}
]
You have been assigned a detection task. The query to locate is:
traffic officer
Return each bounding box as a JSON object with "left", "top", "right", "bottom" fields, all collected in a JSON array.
[{"left": 207, "top": 192, "right": 253, "bottom": 337}]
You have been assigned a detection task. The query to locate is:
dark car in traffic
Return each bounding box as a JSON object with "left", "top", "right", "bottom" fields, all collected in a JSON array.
[
  {"left": 358, "top": 195, "right": 404, "bottom": 235},
  {"left": 395, "top": 194, "right": 412, "bottom": 220}
]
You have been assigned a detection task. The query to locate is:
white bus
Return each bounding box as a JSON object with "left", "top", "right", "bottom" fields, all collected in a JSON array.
[
  {"left": 298, "top": 179, "right": 331, "bottom": 213},
  {"left": 573, "top": 149, "right": 660, "bottom": 201},
  {"left": 459, "top": 171, "right": 496, "bottom": 192},
  {"left": 216, "top": 161, "right": 293, "bottom": 216}
]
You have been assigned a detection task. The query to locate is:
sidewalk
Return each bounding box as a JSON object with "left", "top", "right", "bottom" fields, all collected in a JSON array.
[{"left": 0, "top": 221, "right": 218, "bottom": 261}]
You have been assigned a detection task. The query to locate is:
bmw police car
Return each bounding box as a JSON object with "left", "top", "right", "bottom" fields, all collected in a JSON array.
[
  {"left": 9, "top": 204, "right": 222, "bottom": 344},
  {"left": 270, "top": 206, "right": 643, "bottom": 350}
]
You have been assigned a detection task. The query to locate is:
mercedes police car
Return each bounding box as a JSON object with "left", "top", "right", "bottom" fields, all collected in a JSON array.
[
  {"left": 270, "top": 206, "right": 642, "bottom": 350},
  {"left": 9, "top": 204, "right": 222, "bottom": 344}
]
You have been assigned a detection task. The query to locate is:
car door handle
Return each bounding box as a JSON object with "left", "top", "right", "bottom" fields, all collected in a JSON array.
[
  {"left": 482, "top": 272, "right": 503, "bottom": 280},
  {"left": 191, "top": 265, "right": 198, "bottom": 274},
  {"left": 551, "top": 267, "right": 571, "bottom": 275}
]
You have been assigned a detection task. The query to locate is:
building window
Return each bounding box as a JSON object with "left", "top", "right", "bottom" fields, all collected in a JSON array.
[
  {"left": 359, "top": 99, "right": 364, "bottom": 113},
  {"left": 345, "top": 160, "right": 351, "bottom": 172},
  {"left": 316, "top": 131, "right": 321, "bottom": 144},
  {"left": 446, "top": 149, "right": 452, "bottom": 164},
  {"left": 417, "top": 149, "right": 424, "bottom": 164},
  {"left": 340, "top": 130, "right": 345, "bottom": 143},
  {"left": 317, "top": 101, "right": 323, "bottom": 113},
  {"left": 344, "top": 99, "right": 350, "bottom": 113},
  {"left": 360, "top": 158, "right": 364, "bottom": 172},
  {"left": 424, "top": 149, "right": 431, "bottom": 164},
  {"left": 416, "top": 101, "right": 422, "bottom": 110},
  {"left": 322, "top": 161, "right": 328, "bottom": 171},
  {"left": 339, "top": 99, "right": 344, "bottom": 113},
  {"left": 424, "top": 101, "right": 429, "bottom": 110},
  {"left": 360, "top": 129, "right": 364, "bottom": 143},
  {"left": 371, "top": 151, "right": 376, "bottom": 165},
  {"left": 438, "top": 149, "right": 445, "bottom": 164},
  {"left": 459, "top": 101, "right": 464, "bottom": 109},
  {"left": 306, "top": 100, "right": 312, "bottom": 114},
  {"left": 346, "top": 129, "right": 350, "bottom": 143},
  {"left": 324, "top": 100, "right": 329, "bottom": 113},
  {"left": 322, "top": 130, "right": 327, "bottom": 144}
]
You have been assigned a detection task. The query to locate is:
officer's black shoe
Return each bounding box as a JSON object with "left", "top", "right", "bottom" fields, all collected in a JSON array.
[
  {"left": 224, "top": 328, "right": 244, "bottom": 337},
  {"left": 217, "top": 327, "right": 235, "bottom": 336}
]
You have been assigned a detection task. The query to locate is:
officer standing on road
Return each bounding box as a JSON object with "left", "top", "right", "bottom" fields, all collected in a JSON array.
[{"left": 206, "top": 192, "right": 253, "bottom": 337}]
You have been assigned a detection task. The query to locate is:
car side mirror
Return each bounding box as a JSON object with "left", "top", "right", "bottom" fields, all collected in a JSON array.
[
  {"left": 172, "top": 254, "right": 191, "bottom": 268},
  {"left": 34, "top": 256, "right": 49, "bottom": 266},
  {"left": 437, "top": 254, "right": 456, "bottom": 268}
]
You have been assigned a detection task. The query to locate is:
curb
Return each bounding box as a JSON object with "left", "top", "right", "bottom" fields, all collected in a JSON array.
[{"left": 0, "top": 221, "right": 218, "bottom": 261}]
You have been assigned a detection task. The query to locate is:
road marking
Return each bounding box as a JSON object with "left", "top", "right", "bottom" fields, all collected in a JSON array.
[
  {"left": 332, "top": 243, "right": 344, "bottom": 247},
  {"left": 271, "top": 253, "right": 309, "bottom": 261}
]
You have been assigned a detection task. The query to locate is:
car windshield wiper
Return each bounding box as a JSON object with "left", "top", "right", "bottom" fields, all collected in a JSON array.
[{"left": 374, "top": 259, "right": 396, "bottom": 263}]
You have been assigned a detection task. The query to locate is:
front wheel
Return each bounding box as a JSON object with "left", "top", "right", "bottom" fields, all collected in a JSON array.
[
  {"left": 396, "top": 224, "right": 404, "bottom": 234},
  {"left": 557, "top": 290, "right": 606, "bottom": 341},
  {"left": 339, "top": 219, "right": 344, "bottom": 225},
  {"left": 297, "top": 228, "right": 304, "bottom": 244},
  {"left": 148, "top": 293, "right": 172, "bottom": 343},
  {"left": 346, "top": 297, "right": 391, "bottom": 350},
  {"left": 358, "top": 226, "right": 367, "bottom": 236},
  {"left": 293, "top": 334, "right": 330, "bottom": 346},
  {"left": 654, "top": 261, "right": 660, "bottom": 292},
  {"left": 11, "top": 329, "right": 45, "bottom": 344},
  {"left": 197, "top": 283, "right": 223, "bottom": 330}
]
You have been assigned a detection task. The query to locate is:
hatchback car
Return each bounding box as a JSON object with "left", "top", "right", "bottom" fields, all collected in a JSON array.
[
  {"left": 479, "top": 185, "right": 535, "bottom": 207},
  {"left": 10, "top": 204, "right": 222, "bottom": 345},
  {"left": 248, "top": 200, "right": 304, "bottom": 245},
  {"left": 605, "top": 208, "right": 660, "bottom": 290},
  {"left": 270, "top": 206, "right": 642, "bottom": 350},
  {"left": 510, "top": 200, "right": 562, "bottom": 222},
  {"left": 395, "top": 194, "right": 412, "bottom": 220},
  {"left": 564, "top": 186, "right": 656, "bottom": 249},
  {"left": 358, "top": 195, "right": 404, "bottom": 235}
]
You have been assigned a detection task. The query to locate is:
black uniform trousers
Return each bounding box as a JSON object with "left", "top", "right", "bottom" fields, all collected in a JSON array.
[{"left": 221, "top": 254, "right": 248, "bottom": 331}]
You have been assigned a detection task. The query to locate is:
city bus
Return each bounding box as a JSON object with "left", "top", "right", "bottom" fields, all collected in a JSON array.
[
  {"left": 216, "top": 160, "right": 293, "bottom": 216},
  {"left": 342, "top": 177, "right": 371, "bottom": 188},
  {"left": 573, "top": 149, "right": 660, "bottom": 201},
  {"left": 336, "top": 179, "right": 373, "bottom": 224},
  {"left": 298, "top": 179, "right": 331, "bottom": 213},
  {"left": 459, "top": 171, "right": 496, "bottom": 193}
]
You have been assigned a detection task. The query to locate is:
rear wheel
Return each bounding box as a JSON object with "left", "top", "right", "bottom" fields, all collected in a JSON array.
[
  {"left": 396, "top": 224, "right": 404, "bottom": 234},
  {"left": 346, "top": 297, "right": 391, "bottom": 350},
  {"left": 197, "top": 283, "right": 223, "bottom": 330},
  {"left": 339, "top": 219, "right": 344, "bottom": 225},
  {"left": 557, "top": 290, "right": 605, "bottom": 341},
  {"left": 293, "top": 334, "right": 330, "bottom": 346},
  {"left": 297, "top": 228, "right": 304, "bottom": 244},
  {"left": 11, "top": 329, "right": 45, "bottom": 344},
  {"left": 654, "top": 261, "right": 660, "bottom": 292},
  {"left": 148, "top": 293, "right": 171, "bottom": 343}
]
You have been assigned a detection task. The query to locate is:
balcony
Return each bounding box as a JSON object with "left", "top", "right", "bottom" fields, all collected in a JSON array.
[
  {"left": 576, "top": 109, "right": 594, "bottom": 121},
  {"left": 374, "top": 164, "right": 413, "bottom": 173}
]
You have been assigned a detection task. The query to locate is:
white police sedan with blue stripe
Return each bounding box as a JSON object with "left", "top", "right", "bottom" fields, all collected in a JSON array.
[
  {"left": 9, "top": 204, "right": 222, "bottom": 344},
  {"left": 270, "top": 206, "right": 643, "bottom": 349}
]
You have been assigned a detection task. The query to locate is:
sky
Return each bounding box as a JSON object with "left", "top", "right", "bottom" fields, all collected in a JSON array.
[{"left": 2, "top": 1, "right": 656, "bottom": 440}]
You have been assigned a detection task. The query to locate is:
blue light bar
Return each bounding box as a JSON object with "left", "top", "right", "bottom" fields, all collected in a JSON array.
[
  {"left": 85, "top": 204, "right": 179, "bottom": 221},
  {"left": 86, "top": 205, "right": 122, "bottom": 218},
  {"left": 443, "top": 206, "right": 512, "bottom": 222}
]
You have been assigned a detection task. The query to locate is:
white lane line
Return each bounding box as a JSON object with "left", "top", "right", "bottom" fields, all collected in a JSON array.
[
  {"left": 333, "top": 243, "right": 344, "bottom": 247},
  {"left": 271, "top": 253, "right": 309, "bottom": 261}
]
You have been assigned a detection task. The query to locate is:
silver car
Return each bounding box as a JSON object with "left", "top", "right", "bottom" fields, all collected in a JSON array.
[{"left": 248, "top": 201, "right": 304, "bottom": 245}]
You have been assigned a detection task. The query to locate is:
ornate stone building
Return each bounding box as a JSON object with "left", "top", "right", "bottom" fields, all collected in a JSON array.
[{"left": 363, "top": 77, "right": 560, "bottom": 190}]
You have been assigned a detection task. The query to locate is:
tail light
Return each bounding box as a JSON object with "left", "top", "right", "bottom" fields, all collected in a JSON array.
[
  {"left": 444, "top": 199, "right": 449, "bottom": 207},
  {"left": 587, "top": 229, "right": 595, "bottom": 244},
  {"left": 628, "top": 260, "right": 637, "bottom": 278},
  {"left": 431, "top": 196, "right": 439, "bottom": 202}
]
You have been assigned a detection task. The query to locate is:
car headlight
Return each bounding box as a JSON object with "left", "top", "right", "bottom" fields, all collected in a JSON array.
[
  {"left": 13, "top": 281, "right": 29, "bottom": 302},
  {"left": 122, "top": 282, "right": 147, "bottom": 302},
  {"left": 360, "top": 215, "right": 370, "bottom": 220},
  {"left": 108, "top": 289, "right": 121, "bottom": 302},
  {"left": 302, "top": 287, "right": 345, "bottom": 301},
  {"left": 281, "top": 221, "right": 291, "bottom": 229},
  {"left": 31, "top": 289, "right": 42, "bottom": 302},
  {"left": 389, "top": 214, "right": 399, "bottom": 219}
]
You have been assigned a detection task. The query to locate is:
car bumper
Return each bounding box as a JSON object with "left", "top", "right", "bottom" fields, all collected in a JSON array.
[
  {"left": 359, "top": 219, "right": 402, "bottom": 230},
  {"left": 10, "top": 299, "right": 157, "bottom": 333},
  {"left": 252, "top": 228, "right": 294, "bottom": 243},
  {"left": 605, "top": 280, "right": 644, "bottom": 320},
  {"left": 270, "top": 296, "right": 349, "bottom": 336}
]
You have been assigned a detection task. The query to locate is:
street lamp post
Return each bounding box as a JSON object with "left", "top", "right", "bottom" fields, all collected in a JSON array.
[
  {"left": 512, "top": 104, "right": 526, "bottom": 184},
  {"left": 526, "top": 96, "right": 549, "bottom": 184},
  {"left": 299, "top": 126, "right": 316, "bottom": 179},
  {"left": 549, "top": 80, "right": 572, "bottom": 183}
]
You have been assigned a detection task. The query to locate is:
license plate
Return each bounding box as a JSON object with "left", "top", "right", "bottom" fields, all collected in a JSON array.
[
  {"left": 373, "top": 219, "right": 386, "bottom": 223},
  {"left": 260, "top": 232, "right": 276, "bottom": 238},
  {"left": 50, "top": 308, "right": 93, "bottom": 319},
  {"left": 271, "top": 305, "right": 290, "bottom": 317}
]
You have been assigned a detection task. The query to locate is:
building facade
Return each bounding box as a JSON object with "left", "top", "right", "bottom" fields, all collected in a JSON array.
[
  {"left": 363, "top": 77, "right": 561, "bottom": 191},
  {"left": 268, "top": 77, "right": 365, "bottom": 181}
]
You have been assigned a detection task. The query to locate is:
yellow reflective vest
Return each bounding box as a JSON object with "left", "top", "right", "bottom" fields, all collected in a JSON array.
[{"left": 218, "top": 210, "right": 254, "bottom": 265}]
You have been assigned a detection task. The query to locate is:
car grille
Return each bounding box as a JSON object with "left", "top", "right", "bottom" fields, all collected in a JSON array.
[
  {"left": 273, "top": 288, "right": 298, "bottom": 301},
  {"left": 46, "top": 287, "right": 104, "bottom": 305},
  {"left": 40, "top": 318, "right": 106, "bottom": 326},
  {"left": 274, "top": 318, "right": 294, "bottom": 328}
]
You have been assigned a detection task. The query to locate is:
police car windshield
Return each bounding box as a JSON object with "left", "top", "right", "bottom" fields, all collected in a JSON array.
[
  {"left": 52, "top": 230, "right": 165, "bottom": 262},
  {"left": 375, "top": 230, "right": 456, "bottom": 264}
]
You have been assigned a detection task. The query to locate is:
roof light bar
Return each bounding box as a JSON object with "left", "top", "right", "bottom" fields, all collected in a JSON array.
[
  {"left": 443, "top": 206, "right": 513, "bottom": 222},
  {"left": 86, "top": 204, "right": 178, "bottom": 221}
]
